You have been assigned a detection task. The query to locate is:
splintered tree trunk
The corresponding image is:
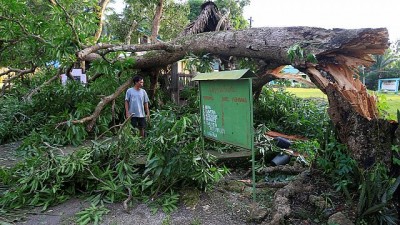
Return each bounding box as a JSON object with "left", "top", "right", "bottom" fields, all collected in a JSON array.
[
  {"left": 78, "top": 27, "right": 398, "bottom": 169},
  {"left": 325, "top": 84, "right": 397, "bottom": 168},
  {"left": 302, "top": 29, "right": 396, "bottom": 168}
]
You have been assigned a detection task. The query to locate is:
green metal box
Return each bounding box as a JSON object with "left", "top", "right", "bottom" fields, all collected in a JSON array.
[{"left": 193, "top": 69, "right": 255, "bottom": 149}]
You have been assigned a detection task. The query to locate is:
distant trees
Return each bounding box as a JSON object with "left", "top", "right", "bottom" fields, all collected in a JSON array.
[{"left": 364, "top": 48, "right": 400, "bottom": 90}]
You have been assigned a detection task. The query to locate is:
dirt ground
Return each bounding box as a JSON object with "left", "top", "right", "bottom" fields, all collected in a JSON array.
[
  {"left": 10, "top": 186, "right": 260, "bottom": 225},
  {"left": 0, "top": 142, "right": 353, "bottom": 225}
]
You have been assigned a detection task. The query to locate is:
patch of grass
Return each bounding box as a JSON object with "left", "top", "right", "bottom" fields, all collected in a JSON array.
[
  {"left": 378, "top": 93, "right": 400, "bottom": 120},
  {"left": 285, "top": 88, "right": 400, "bottom": 119},
  {"left": 284, "top": 88, "right": 327, "bottom": 99}
]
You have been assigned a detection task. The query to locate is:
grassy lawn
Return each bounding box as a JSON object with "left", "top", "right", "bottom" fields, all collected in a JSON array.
[
  {"left": 284, "top": 88, "right": 399, "bottom": 120},
  {"left": 285, "top": 88, "right": 327, "bottom": 99},
  {"left": 377, "top": 92, "right": 400, "bottom": 120}
]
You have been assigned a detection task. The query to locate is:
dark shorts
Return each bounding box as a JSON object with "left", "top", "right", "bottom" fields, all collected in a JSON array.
[{"left": 131, "top": 117, "right": 146, "bottom": 129}]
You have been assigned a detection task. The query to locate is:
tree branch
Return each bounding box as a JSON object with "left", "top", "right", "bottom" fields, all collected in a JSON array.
[
  {"left": 0, "top": 69, "right": 14, "bottom": 78},
  {"left": 56, "top": 77, "right": 134, "bottom": 131},
  {"left": 124, "top": 20, "right": 138, "bottom": 45},
  {"left": 77, "top": 42, "right": 182, "bottom": 60},
  {"left": 93, "top": 0, "right": 111, "bottom": 43},
  {"left": 53, "top": 0, "right": 83, "bottom": 48},
  {"left": 1, "top": 66, "right": 36, "bottom": 97},
  {"left": 150, "top": 0, "right": 164, "bottom": 43},
  {"left": 24, "top": 68, "right": 63, "bottom": 101},
  {"left": 0, "top": 16, "right": 54, "bottom": 47}
]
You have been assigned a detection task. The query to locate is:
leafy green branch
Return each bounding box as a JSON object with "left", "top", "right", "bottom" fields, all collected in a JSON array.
[{"left": 287, "top": 44, "right": 317, "bottom": 64}]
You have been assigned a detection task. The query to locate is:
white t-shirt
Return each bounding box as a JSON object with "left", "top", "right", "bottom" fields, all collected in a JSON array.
[{"left": 125, "top": 88, "right": 149, "bottom": 118}]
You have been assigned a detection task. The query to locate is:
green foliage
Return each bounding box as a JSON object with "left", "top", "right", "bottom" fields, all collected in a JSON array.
[
  {"left": 213, "top": 0, "right": 250, "bottom": 30},
  {"left": 376, "top": 93, "right": 392, "bottom": 119},
  {"left": 287, "top": 44, "right": 304, "bottom": 63},
  {"left": 105, "top": 0, "right": 189, "bottom": 43},
  {"left": 236, "top": 57, "right": 259, "bottom": 72},
  {"left": 0, "top": 0, "right": 99, "bottom": 68},
  {"left": 143, "top": 110, "right": 229, "bottom": 194},
  {"left": 159, "top": 0, "right": 190, "bottom": 40},
  {"left": 291, "top": 140, "right": 320, "bottom": 165},
  {"left": 0, "top": 147, "right": 91, "bottom": 210},
  {"left": 317, "top": 126, "right": 354, "bottom": 176},
  {"left": 356, "top": 165, "right": 400, "bottom": 225},
  {"left": 162, "top": 215, "right": 172, "bottom": 225},
  {"left": 0, "top": 96, "right": 45, "bottom": 144},
  {"left": 75, "top": 203, "right": 110, "bottom": 225},
  {"left": 179, "top": 86, "right": 199, "bottom": 113},
  {"left": 364, "top": 49, "right": 400, "bottom": 90},
  {"left": 287, "top": 44, "right": 317, "bottom": 64},
  {"left": 148, "top": 190, "right": 180, "bottom": 214},
  {"left": 183, "top": 53, "right": 215, "bottom": 73},
  {"left": 392, "top": 145, "right": 400, "bottom": 166},
  {"left": 254, "top": 87, "right": 329, "bottom": 139},
  {"left": 316, "top": 122, "right": 357, "bottom": 200},
  {"left": 187, "top": 0, "right": 203, "bottom": 22},
  {"left": 0, "top": 65, "right": 131, "bottom": 146},
  {"left": 0, "top": 124, "right": 143, "bottom": 211},
  {"left": 0, "top": 108, "right": 228, "bottom": 217}
]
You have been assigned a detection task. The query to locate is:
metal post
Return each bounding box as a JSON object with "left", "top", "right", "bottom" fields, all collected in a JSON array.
[
  {"left": 248, "top": 17, "right": 253, "bottom": 28},
  {"left": 252, "top": 129, "right": 256, "bottom": 202},
  {"left": 199, "top": 83, "right": 205, "bottom": 153}
]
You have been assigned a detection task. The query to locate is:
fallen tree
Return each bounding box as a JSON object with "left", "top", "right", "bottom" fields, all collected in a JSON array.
[
  {"left": 76, "top": 26, "right": 397, "bottom": 169},
  {"left": 1, "top": 0, "right": 397, "bottom": 170},
  {"left": 1, "top": 2, "right": 399, "bottom": 223}
]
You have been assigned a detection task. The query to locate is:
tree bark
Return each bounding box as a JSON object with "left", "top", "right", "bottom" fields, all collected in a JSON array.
[
  {"left": 94, "top": 0, "right": 111, "bottom": 43},
  {"left": 150, "top": 0, "right": 164, "bottom": 43},
  {"left": 147, "top": 69, "right": 159, "bottom": 102},
  {"left": 79, "top": 27, "right": 388, "bottom": 71},
  {"left": 325, "top": 84, "right": 398, "bottom": 168},
  {"left": 57, "top": 77, "right": 134, "bottom": 131},
  {"left": 124, "top": 20, "right": 138, "bottom": 45}
]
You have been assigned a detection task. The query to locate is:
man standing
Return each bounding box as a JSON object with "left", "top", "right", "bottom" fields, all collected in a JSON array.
[{"left": 125, "top": 75, "right": 150, "bottom": 138}]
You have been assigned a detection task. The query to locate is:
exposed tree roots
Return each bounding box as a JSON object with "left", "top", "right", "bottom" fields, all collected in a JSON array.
[{"left": 263, "top": 170, "right": 312, "bottom": 225}]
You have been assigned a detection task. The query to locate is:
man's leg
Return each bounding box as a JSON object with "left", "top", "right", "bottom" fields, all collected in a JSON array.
[
  {"left": 137, "top": 117, "right": 147, "bottom": 138},
  {"left": 131, "top": 117, "right": 140, "bottom": 136}
]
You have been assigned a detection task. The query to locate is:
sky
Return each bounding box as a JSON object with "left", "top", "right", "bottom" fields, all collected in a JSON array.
[
  {"left": 243, "top": 0, "right": 400, "bottom": 42},
  {"left": 109, "top": 0, "right": 400, "bottom": 42}
]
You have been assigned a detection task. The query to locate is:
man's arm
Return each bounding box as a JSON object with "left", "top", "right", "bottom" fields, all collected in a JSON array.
[
  {"left": 125, "top": 100, "right": 130, "bottom": 119},
  {"left": 144, "top": 102, "right": 150, "bottom": 120}
]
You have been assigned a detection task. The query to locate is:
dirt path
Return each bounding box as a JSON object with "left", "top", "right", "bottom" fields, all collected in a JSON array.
[
  {"left": 0, "top": 141, "right": 21, "bottom": 168},
  {"left": 0, "top": 142, "right": 264, "bottom": 225},
  {"left": 11, "top": 176, "right": 261, "bottom": 225},
  {"left": 1, "top": 141, "right": 352, "bottom": 225}
]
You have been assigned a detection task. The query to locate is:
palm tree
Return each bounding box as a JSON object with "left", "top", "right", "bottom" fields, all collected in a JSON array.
[
  {"left": 371, "top": 49, "right": 398, "bottom": 77},
  {"left": 364, "top": 49, "right": 399, "bottom": 89}
]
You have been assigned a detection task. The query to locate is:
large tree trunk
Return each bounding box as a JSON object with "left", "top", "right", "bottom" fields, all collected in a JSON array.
[
  {"left": 79, "top": 27, "right": 387, "bottom": 70},
  {"left": 78, "top": 27, "right": 398, "bottom": 168},
  {"left": 147, "top": 69, "right": 159, "bottom": 103},
  {"left": 326, "top": 84, "right": 398, "bottom": 168}
]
